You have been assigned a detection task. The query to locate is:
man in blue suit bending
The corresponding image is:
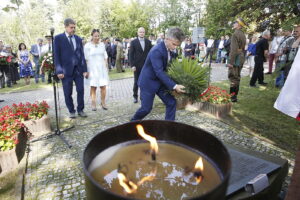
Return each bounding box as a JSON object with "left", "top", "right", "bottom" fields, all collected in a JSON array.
[
  {"left": 54, "top": 18, "right": 88, "bottom": 118},
  {"left": 131, "top": 27, "right": 185, "bottom": 121}
]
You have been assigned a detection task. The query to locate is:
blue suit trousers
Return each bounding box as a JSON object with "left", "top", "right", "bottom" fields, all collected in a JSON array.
[
  {"left": 131, "top": 87, "right": 176, "bottom": 121},
  {"left": 62, "top": 69, "right": 84, "bottom": 114}
]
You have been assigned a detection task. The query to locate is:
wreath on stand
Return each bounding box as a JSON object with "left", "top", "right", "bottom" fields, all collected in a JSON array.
[{"left": 39, "top": 51, "right": 54, "bottom": 75}]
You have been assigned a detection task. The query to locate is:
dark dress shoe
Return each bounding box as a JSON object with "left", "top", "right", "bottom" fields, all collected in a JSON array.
[
  {"left": 78, "top": 111, "right": 87, "bottom": 117},
  {"left": 231, "top": 97, "right": 238, "bottom": 102},
  {"left": 134, "top": 98, "right": 138, "bottom": 103},
  {"left": 69, "top": 112, "right": 76, "bottom": 118},
  {"left": 0, "top": 100, "right": 4, "bottom": 102},
  {"left": 258, "top": 82, "right": 268, "bottom": 86},
  {"left": 249, "top": 84, "right": 258, "bottom": 88}
]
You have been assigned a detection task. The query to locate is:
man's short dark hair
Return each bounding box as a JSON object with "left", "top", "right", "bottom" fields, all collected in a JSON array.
[
  {"left": 64, "top": 18, "right": 76, "bottom": 27},
  {"left": 166, "top": 27, "right": 185, "bottom": 42}
]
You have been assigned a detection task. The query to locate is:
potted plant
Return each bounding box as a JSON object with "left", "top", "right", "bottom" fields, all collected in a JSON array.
[
  {"left": 0, "top": 106, "right": 28, "bottom": 173},
  {"left": 196, "top": 85, "right": 233, "bottom": 118},
  {"left": 168, "top": 58, "right": 209, "bottom": 109},
  {"left": 17, "top": 101, "right": 51, "bottom": 138}
]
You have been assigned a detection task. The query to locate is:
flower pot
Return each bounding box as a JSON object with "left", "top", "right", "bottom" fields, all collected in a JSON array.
[
  {"left": 196, "top": 102, "right": 232, "bottom": 119},
  {"left": 176, "top": 97, "right": 190, "bottom": 109},
  {"left": 0, "top": 147, "right": 18, "bottom": 174},
  {"left": 16, "top": 129, "right": 28, "bottom": 162},
  {"left": 0, "top": 129, "right": 28, "bottom": 174},
  {"left": 23, "top": 115, "right": 51, "bottom": 138}
]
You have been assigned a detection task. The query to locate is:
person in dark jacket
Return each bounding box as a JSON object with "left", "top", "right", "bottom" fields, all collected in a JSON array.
[
  {"left": 111, "top": 39, "right": 117, "bottom": 69},
  {"left": 129, "top": 27, "right": 152, "bottom": 103},
  {"left": 249, "top": 30, "right": 270, "bottom": 87},
  {"left": 131, "top": 27, "right": 185, "bottom": 121},
  {"left": 184, "top": 38, "right": 195, "bottom": 58},
  {"left": 104, "top": 38, "right": 112, "bottom": 70}
]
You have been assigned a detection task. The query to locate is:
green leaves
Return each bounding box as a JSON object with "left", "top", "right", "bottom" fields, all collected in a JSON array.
[
  {"left": 168, "top": 58, "right": 208, "bottom": 101},
  {"left": 205, "top": 0, "right": 300, "bottom": 36}
]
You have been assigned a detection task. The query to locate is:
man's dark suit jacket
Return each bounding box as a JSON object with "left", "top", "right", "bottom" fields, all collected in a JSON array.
[
  {"left": 54, "top": 33, "right": 87, "bottom": 77},
  {"left": 138, "top": 41, "right": 176, "bottom": 93},
  {"left": 129, "top": 38, "right": 152, "bottom": 72}
]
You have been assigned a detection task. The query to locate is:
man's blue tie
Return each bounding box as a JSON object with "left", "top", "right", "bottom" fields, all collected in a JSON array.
[{"left": 68, "top": 35, "right": 74, "bottom": 51}]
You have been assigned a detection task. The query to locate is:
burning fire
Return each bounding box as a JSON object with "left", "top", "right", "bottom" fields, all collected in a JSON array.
[
  {"left": 118, "top": 170, "right": 157, "bottom": 194},
  {"left": 138, "top": 169, "right": 157, "bottom": 185},
  {"left": 194, "top": 157, "right": 204, "bottom": 183},
  {"left": 136, "top": 124, "right": 158, "bottom": 161},
  {"left": 118, "top": 125, "right": 159, "bottom": 194},
  {"left": 118, "top": 172, "right": 138, "bottom": 194}
]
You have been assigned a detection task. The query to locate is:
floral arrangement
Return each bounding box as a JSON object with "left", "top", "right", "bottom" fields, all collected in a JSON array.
[
  {"left": 40, "top": 51, "right": 54, "bottom": 73},
  {"left": 0, "top": 101, "right": 49, "bottom": 151},
  {"left": 0, "top": 52, "right": 13, "bottom": 65},
  {"left": 0, "top": 106, "right": 26, "bottom": 151},
  {"left": 199, "top": 86, "right": 233, "bottom": 104},
  {"left": 168, "top": 58, "right": 208, "bottom": 101},
  {"left": 11, "top": 101, "right": 50, "bottom": 121}
]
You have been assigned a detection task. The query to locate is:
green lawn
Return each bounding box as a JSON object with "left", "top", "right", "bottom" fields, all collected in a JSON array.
[
  {"left": 212, "top": 75, "right": 299, "bottom": 156},
  {"left": 108, "top": 67, "right": 133, "bottom": 80},
  {"left": 0, "top": 79, "right": 52, "bottom": 94},
  {"left": 0, "top": 68, "right": 133, "bottom": 94}
]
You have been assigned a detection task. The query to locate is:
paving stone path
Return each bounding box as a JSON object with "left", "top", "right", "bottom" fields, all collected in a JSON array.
[{"left": 1, "top": 64, "right": 290, "bottom": 200}]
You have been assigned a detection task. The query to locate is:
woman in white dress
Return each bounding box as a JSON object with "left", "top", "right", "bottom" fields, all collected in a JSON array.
[{"left": 84, "top": 29, "right": 109, "bottom": 111}]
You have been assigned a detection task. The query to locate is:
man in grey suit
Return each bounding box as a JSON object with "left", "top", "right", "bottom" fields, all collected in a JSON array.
[
  {"left": 129, "top": 27, "right": 152, "bottom": 103},
  {"left": 30, "top": 38, "right": 45, "bottom": 83}
]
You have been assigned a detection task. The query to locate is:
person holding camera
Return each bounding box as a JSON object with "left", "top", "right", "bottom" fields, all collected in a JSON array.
[{"left": 275, "top": 27, "right": 294, "bottom": 88}]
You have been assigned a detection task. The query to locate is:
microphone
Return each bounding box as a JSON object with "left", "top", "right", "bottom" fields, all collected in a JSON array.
[{"left": 50, "top": 27, "right": 55, "bottom": 36}]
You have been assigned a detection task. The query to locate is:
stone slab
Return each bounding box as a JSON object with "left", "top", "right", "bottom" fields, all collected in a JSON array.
[{"left": 226, "top": 145, "right": 287, "bottom": 196}]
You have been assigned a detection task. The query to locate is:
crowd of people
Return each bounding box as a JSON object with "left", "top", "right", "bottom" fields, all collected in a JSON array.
[
  {"left": 1, "top": 14, "right": 299, "bottom": 198},
  {"left": 0, "top": 36, "right": 54, "bottom": 89},
  {"left": 50, "top": 18, "right": 185, "bottom": 119},
  {"left": 247, "top": 25, "right": 300, "bottom": 89},
  {"left": 1, "top": 18, "right": 299, "bottom": 117}
]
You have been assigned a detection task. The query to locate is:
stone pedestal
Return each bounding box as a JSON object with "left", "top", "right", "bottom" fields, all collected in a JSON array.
[
  {"left": 0, "top": 130, "right": 28, "bottom": 174},
  {"left": 196, "top": 102, "right": 232, "bottom": 118},
  {"left": 23, "top": 115, "right": 51, "bottom": 138},
  {"left": 176, "top": 97, "right": 190, "bottom": 110},
  {"left": 226, "top": 144, "right": 288, "bottom": 200},
  {"left": 0, "top": 148, "right": 18, "bottom": 173}
]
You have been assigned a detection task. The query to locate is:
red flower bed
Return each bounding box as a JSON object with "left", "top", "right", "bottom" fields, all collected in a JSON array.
[
  {"left": 200, "top": 85, "right": 233, "bottom": 104},
  {"left": 0, "top": 101, "right": 49, "bottom": 151}
]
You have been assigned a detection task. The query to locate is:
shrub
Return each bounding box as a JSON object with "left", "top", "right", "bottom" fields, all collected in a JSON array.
[{"left": 168, "top": 58, "right": 208, "bottom": 101}]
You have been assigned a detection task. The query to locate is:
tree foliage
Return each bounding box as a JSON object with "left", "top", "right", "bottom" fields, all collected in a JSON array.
[
  {"left": 0, "top": 0, "right": 53, "bottom": 50},
  {"left": 1, "top": 0, "right": 298, "bottom": 50},
  {"left": 148, "top": 0, "right": 202, "bottom": 35},
  {"left": 205, "top": 0, "right": 300, "bottom": 38}
]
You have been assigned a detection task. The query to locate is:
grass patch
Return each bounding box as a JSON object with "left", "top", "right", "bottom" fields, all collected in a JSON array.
[
  {"left": 0, "top": 78, "right": 51, "bottom": 94},
  {"left": 212, "top": 75, "right": 299, "bottom": 155},
  {"left": 109, "top": 67, "right": 133, "bottom": 80},
  {"left": 0, "top": 68, "right": 133, "bottom": 94}
]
